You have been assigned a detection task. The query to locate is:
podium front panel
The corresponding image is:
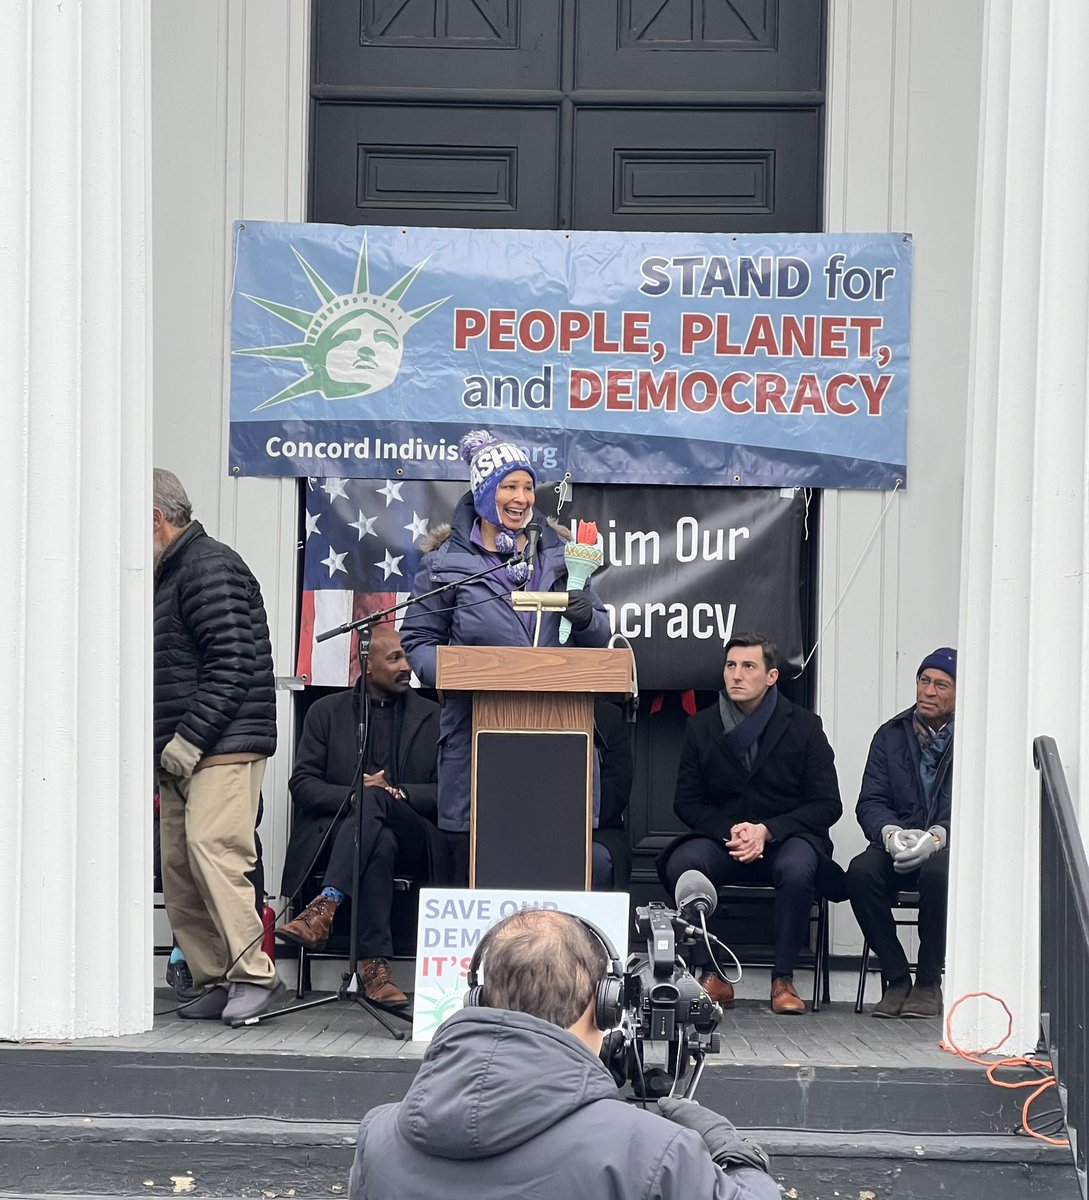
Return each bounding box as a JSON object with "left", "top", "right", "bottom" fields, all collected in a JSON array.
[{"left": 471, "top": 731, "right": 590, "bottom": 889}]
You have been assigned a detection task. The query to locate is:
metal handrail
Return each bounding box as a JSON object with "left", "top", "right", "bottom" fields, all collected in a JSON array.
[{"left": 1033, "top": 735, "right": 1089, "bottom": 1198}]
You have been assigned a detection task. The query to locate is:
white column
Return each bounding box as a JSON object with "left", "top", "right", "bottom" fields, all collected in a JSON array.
[
  {"left": 0, "top": 1, "right": 151, "bottom": 1037},
  {"left": 950, "top": 0, "right": 1089, "bottom": 1051}
]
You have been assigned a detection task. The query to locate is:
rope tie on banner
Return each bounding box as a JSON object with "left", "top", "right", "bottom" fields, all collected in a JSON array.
[
  {"left": 942, "top": 992, "right": 1069, "bottom": 1146},
  {"left": 793, "top": 480, "right": 902, "bottom": 679}
]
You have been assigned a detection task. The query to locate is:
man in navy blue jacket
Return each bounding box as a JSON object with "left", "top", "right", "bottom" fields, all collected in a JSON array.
[{"left": 847, "top": 647, "right": 956, "bottom": 1019}]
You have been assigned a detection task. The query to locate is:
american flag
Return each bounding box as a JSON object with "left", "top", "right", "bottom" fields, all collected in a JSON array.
[{"left": 297, "top": 476, "right": 464, "bottom": 686}]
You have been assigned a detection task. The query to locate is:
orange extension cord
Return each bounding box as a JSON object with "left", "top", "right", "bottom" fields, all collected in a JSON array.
[{"left": 941, "top": 991, "right": 1069, "bottom": 1146}]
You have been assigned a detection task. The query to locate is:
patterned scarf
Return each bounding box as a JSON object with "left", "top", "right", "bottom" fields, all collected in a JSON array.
[
  {"left": 470, "top": 520, "right": 531, "bottom": 585},
  {"left": 494, "top": 529, "right": 531, "bottom": 585},
  {"left": 913, "top": 709, "right": 954, "bottom": 802}
]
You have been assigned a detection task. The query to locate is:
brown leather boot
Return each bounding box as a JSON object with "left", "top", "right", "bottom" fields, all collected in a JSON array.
[
  {"left": 275, "top": 895, "right": 338, "bottom": 950},
  {"left": 361, "top": 958, "right": 408, "bottom": 1006},
  {"left": 770, "top": 975, "right": 806, "bottom": 1015},
  {"left": 698, "top": 971, "right": 735, "bottom": 1009}
]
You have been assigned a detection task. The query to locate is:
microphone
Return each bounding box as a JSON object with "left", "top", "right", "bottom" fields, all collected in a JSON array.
[
  {"left": 674, "top": 870, "right": 718, "bottom": 921},
  {"left": 521, "top": 521, "right": 543, "bottom": 565}
]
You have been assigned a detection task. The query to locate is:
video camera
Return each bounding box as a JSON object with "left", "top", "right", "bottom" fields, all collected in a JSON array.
[{"left": 613, "top": 871, "right": 737, "bottom": 1100}]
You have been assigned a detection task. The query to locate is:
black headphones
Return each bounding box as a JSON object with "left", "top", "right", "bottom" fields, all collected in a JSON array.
[{"left": 463, "top": 911, "right": 626, "bottom": 1031}]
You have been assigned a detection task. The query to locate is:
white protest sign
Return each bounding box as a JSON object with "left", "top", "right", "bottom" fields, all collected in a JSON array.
[{"left": 411, "top": 888, "right": 630, "bottom": 1042}]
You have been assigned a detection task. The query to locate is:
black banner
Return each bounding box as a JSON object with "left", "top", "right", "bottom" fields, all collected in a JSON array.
[
  {"left": 556, "top": 483, "right": 805, "bottom": 691},
  {"left": 298, "top": 478, "right": 806, "bottom": 692}
]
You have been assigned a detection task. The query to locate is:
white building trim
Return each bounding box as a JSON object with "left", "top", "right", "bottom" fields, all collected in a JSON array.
[
  {"left": 0, "top": 0, "right": 151, "bottom": 1038},
  {"left": 949, "top": 0, "right": 1089, "bottom": 1052}
]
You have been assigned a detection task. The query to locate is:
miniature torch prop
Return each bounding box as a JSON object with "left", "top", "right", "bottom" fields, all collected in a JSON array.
[{"left": 559, "top": 520, "right": 604, "bottom": 645}]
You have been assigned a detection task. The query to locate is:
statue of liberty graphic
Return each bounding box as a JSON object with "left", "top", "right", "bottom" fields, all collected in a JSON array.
[{"left": 236, "top": 233, "right": 448, "bottom": 410}]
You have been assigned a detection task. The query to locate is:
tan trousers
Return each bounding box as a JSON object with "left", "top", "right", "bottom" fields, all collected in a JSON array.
[{"left": 159, "top": 759, "right": 277, "bottom": 989}]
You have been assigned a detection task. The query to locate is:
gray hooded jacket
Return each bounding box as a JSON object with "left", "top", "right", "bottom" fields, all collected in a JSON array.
[{"left": 349, "top": 1007, "right": 778, "bottom": 1200}]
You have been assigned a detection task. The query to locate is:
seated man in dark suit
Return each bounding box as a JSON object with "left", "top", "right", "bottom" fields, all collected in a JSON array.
[
  {"left": 658, "top": 633, "right": 844, "bottom": 1015},
  {"left": 277, "top": 624, "right": 445, "bottom": 1006}
]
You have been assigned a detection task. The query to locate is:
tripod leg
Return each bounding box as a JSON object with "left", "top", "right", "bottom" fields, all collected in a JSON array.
[{"left": 348, "top": 990, "right": 408, "bottom": 1039}]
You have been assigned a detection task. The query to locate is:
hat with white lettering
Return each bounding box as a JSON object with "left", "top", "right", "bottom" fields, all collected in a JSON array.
[{"left": 458, "top": 430, "right": 537, "bottom": 530}]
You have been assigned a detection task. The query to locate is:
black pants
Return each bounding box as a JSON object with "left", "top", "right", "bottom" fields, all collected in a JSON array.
[
  {"left": 323, "top": 786, "right": 430, "bottom": 959},
  {"left": 845, "top": 843, "right": 948, "bottom": 985},
  {"left": 660, "top": 835, "right": 819, "bottom": 978}
]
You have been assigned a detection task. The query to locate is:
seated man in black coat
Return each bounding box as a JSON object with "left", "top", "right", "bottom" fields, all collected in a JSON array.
[
  {"left": 277, "top": 624, "right": 445, "bottom": 1006},
  {"left": 846, "top": 647, "right": 955, "bottom": 1020},
  {"left": 658, "top": 633, "right": 844, "bottom": 1015}
]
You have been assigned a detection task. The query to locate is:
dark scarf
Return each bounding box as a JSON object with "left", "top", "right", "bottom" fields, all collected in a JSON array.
[
  {"left": 719, "top": 685, "right": 778, "bottom": 771},
  {"left": 913, "top": 709, "right": 953, "bottom": 802}
]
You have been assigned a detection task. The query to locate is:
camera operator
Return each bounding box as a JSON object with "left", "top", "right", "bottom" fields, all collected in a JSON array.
[{"left": 349, "top": 909, "right": 777, "bottom": 1200}]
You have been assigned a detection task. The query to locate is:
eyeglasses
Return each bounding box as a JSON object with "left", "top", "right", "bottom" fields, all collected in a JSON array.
[{"left": 918, "top": 675, "right": 954, "bottom": 693}]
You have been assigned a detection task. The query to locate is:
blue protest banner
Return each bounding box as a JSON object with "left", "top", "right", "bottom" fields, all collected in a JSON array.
[{"left": 229, "top": 222, "right": 911, "bottom": 488}]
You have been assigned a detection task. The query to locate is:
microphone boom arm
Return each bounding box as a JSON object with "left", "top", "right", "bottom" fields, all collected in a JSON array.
[{"left": 314, "top": 557, "right": 517, "bottom": 644}]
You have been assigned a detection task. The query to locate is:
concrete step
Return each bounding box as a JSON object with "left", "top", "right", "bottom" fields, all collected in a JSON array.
[
  {"left": 0, "top": 1115, "right": 1078, "bottom": 1199},
  {"left": 0, "top": 1045, "right": 1048, "bottom": 1134}
]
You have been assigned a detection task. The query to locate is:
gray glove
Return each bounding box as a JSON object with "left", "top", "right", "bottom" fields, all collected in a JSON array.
[
  {"left": 881, "top": 824, "right": 906, "bottom": 856},
  {"left": 160, "top": 733, "right": 202, "bottom": 780},
  {"left": 893, "top": 826, "right": 944, "bottom": 873},
  {"left": 657, "top": 1097, "right": 771, "bottom": 1174}
]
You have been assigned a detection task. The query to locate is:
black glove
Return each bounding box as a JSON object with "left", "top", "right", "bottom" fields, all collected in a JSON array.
[
  {"left": 562, "top": 589, "right": 594, "bottom": 631},
  {"left": 657, "top": 1097, "right": 771, "bottom": 1174},
  {"left": 599, "top": 1029, "right": 633, "bottom": 1087}
]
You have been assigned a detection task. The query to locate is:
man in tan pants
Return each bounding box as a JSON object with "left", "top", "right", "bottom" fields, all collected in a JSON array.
[{"left": 153, "top": 469, "right": 284, "bottom": 1025}]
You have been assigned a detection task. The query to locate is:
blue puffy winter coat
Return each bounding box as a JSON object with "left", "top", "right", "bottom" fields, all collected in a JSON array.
[
  {"left": 856, "top": 706, "right": 954, "bottom": 846},
  {"left": 400, "top": 493, "right": 612, "bottom": 832}
]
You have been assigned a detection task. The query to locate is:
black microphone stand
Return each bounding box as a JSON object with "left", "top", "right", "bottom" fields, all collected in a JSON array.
[
  {"left": 243, "top": 555, "right": 527, "bottom": 1036},
  {"left": 244, "top": 622, "right": 407, "bottom": 1036}
]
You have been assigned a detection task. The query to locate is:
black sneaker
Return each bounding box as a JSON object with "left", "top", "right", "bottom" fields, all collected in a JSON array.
[{"left": 166, "top": 958, "right": 200, "bottom": 1001}]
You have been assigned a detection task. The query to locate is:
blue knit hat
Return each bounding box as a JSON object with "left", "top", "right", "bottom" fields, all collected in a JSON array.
[
  {"left": 918, "top": 647, "right": 957, "bottom": 680},
  {"left": 458, "top": 430, "right": 537, "bottom": 530}
]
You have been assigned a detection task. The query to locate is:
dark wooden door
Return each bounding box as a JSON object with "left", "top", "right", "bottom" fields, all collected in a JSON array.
[
  {"left": 311, "top": 0, "right": 824, "bottom": 232},
  {"left": 309, "top": 0, "right": 825, "bottom": 893}
]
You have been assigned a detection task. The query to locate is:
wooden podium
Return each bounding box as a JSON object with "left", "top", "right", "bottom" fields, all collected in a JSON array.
[{"left": 436, "top": 645, "right": 634, "bottom": 889}]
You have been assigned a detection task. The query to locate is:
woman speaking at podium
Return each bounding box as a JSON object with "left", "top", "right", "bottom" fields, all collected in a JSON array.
[{"left": 400, "top": 430, "right": 611, "bottom": 882}]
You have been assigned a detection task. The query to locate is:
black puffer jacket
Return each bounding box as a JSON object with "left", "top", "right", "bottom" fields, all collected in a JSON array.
[{"left": 154, "top": 522, "right": 276, "bottom": 760}]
